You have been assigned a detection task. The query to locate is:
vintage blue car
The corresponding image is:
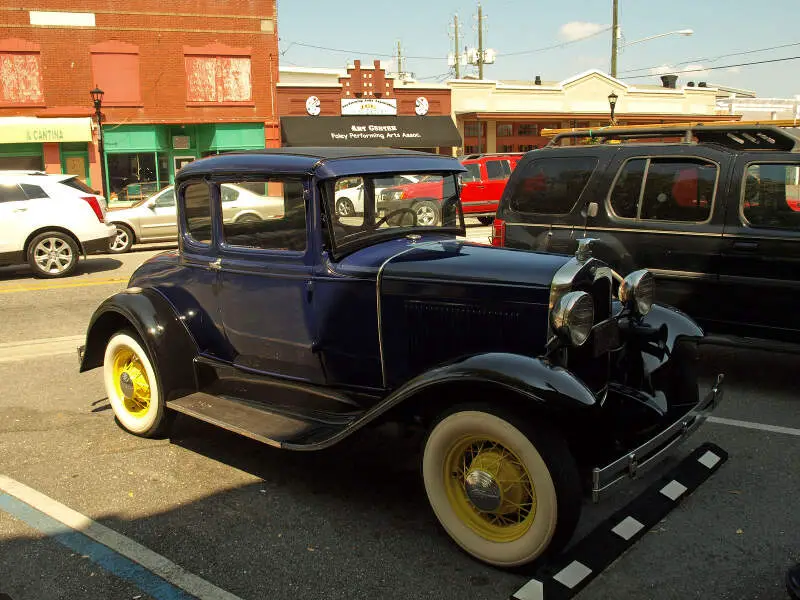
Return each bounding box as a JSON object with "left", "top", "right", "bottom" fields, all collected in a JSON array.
[{"left": 78, "top": 147, "right": 723, "bottom": 568}]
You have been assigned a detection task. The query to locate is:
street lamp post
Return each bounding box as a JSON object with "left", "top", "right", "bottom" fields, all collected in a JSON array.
[
  {"left": 90, "top": 86, "right": 107, "bottom": 199},
  {"left": 623, "top": 29, "right": 694, "bottom": 48},
  {"left": 608, "top": 91, "right": 619, "bottom": 125}
]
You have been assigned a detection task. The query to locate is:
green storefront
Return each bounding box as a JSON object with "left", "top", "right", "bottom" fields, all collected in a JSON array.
[{"left": 102, "top": 123, "right": 266, "bottom": 203}]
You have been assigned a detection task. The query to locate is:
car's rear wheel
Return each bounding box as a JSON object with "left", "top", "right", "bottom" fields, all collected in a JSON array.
[
  {"left": 477, "top": 216, "right": 494, "bottom": 226},
  {"left": 103, "top": 331, "right": 171, "bottom": 438},
  {"left": 109, "top": 224, "right": 134, "bottom": 254},
  {"left": 422, "top": 405, "right": 581, "bottom": 567},
  {"left": 336, "top": 197, "right": 355, "bottom": 216},
  {"left": 27, "top": 231, "right": 79, "bottom": 278},
  {"left": 413, "top": 200, "right": 440, "bottom": 226}
]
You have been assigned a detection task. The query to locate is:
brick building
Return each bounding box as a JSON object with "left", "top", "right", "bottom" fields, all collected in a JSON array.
[
  {"left": 0, "top": 2, "right": 279, "bottom": 202},
  {"left": 277, "top": 60, "right": 461, "bottom": 153}
]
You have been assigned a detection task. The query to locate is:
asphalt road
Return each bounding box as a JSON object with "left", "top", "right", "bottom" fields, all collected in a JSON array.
[{"left": 0, "top": 227, "right": 798, "bottom": 600}]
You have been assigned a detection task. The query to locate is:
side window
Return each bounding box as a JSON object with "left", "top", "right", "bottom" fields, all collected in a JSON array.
[
  {"left": 508, "top": 157, "right": 598, "bottom": 215},
  {"left": 182, "top": 182, "right": 212, "bottom": 245},
  {"left": 485, "top": 160, "right": 507, "bottom": 180},
  {"left": 462, "top": 163, "right": 481, "bottom": 182},
  {"left": 610, "top": 157, "right": 716, "bottom": 222},
  {"left": 20, "top": 184, "right": 49, "bottom": 199},
  {"left": 221, "top": 179, "right": 307, "bottom": 252},
  {"left": 154, "top": 188, "right": 176, "bottom": 207},
  {"left": 0, "top": 184, "right": 29, "bottom": 203},
  {"left": 742, "top": 163, "right": 800, "bottom": 231}
]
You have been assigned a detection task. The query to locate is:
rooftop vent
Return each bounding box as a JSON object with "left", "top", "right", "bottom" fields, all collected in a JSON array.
[
  {"left": 660, "top": 74, "right": 678, "bottom": 89},
  {"left": 534, "top": 75, "right": 542, "bottom": 85},
  {"left": 687, "top": 81, "right": 695, "bottom": 87},
  {"left": 698, "top": 81, "right": 707, "bottom": 88}
]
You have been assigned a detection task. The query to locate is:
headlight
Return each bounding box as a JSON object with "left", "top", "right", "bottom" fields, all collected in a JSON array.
[
  {"left": 551, "top": 291, "right": 594, "bottom": 346},
  {"left": 619, "top": 269, "right": 655, "bottom": 315},
  {"left": 391, "top": 190, "right": 405, "bottom": 201}
]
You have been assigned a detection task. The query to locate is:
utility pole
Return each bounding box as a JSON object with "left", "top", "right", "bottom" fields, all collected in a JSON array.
[
  {"left": 453, "top": 14, "right": 460, "bottom": 79},
  {"left": 396, "top": 40, "right": 405, "bottom": 80},
  {"left": 611, "top": 0, "right": 619, "bottom": 77},
  {"left": 477, "top": 3, "right": 484, "bottom": 79}
]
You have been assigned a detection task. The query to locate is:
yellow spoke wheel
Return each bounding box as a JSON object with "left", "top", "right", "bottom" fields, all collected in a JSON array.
[
  {"left": 444, "top": 436, "right": 536, "bottom": 543},
  {"left": 111, "top": 348, "right": 152, "bottom": 418}
]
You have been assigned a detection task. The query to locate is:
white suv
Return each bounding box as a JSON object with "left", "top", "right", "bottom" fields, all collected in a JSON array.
[{"left": 0, "top": 171, "right": 116, "bottom": 278}]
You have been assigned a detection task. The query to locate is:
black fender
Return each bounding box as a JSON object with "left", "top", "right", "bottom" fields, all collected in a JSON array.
[
  {"left": 79, "top": 287, "right": 198, "bottom": 401},
  {"left": 380, "top": 351, "right": 598, "bottom": 422}
]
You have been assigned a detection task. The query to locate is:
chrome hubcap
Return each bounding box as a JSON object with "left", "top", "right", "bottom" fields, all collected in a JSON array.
[
  {"left": 337, "top": 200, "right": 352, "bottom": 216},
  {"left": 416, "top": 206, "right": 435, "bottom": 225},
  {"left": 112, "top": 229, "right": 129, "bottom": 250},
  {"left": 33, "top": 238, "right": 73, "bottom": 273},
  {"left": 464, "top": 469, "right": 503, "bottom": 512},
  {"left": 119, "top": 371, "right": 134, "bottom": 398}
]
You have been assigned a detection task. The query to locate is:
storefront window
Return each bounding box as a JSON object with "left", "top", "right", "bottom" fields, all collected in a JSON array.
[
  {"left": 106, "top": 152, "right": 168, "bottom": 205},
  {"left": 0, "top": 155, "right": 43, "bottom": 170}
]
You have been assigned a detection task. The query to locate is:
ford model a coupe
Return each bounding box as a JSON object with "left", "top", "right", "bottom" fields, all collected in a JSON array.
[{"left": 78, "top": 148, "right": 723, "bottom": 568}]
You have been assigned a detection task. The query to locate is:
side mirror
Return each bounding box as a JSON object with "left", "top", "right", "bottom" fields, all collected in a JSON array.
[{"left": 147, "top": 201, "right": 157, "bottom": 210}]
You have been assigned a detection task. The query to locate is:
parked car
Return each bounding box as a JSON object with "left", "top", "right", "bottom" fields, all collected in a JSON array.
[
  {"left": 333, "top": 173, "right": 418, "bottom": 216},
  {"left": 491, "top": 122, "right": 800, "bottom": 347},
  {"left": 78, "top": 148, "right": 723, "bottom": 568},
  {"left": 0, "top": 170, "right": 115, "bottom": 278},
  {"left": 106, "top": 183, "right": 285, "bottom": 253},
  {"left": 377, "top": 153, "right": 523, "bottom": 226}
]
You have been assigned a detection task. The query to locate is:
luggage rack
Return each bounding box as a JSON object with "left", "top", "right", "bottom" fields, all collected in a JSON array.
[{"left": 541, "top": 119, "right": 800, "bottom": 152}]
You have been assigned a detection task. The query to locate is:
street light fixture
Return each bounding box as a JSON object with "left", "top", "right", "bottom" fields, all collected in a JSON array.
[
  {"left": 90, "top": 86, "right": 107, "bottom": 199},
  {"left": 623, "top": 29, "right": 694, "bottom": 49},
  {"left": 608, "top": 91, "right": 619, "bottom": 125}
]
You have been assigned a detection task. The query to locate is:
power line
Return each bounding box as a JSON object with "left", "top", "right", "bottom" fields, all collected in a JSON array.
[
  {"left": 624, "top": 55, "right": 800, "bottom": 79},
  {"left": 620, "top": 40, "right": 800, "bottom": 75},
  {"left": 501, "top": 26, "right": 611, "bottom": 57},
  {"left": 280, "top": 39, "right": 442, "bottom": 60}
]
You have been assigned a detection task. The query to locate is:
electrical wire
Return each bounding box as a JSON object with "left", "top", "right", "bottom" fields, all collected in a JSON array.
[
  {"left": 624, "top": 55, "right": 800, "bottom": 79},
  {"left": 620, "top": 40, "right": 800, "bottom": 75},
  {"left": 500, "top": 26, "right": 612, "bottom": 57}
]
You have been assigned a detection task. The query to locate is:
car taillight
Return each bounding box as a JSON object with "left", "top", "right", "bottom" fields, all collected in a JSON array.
[
  {"left": 491, "top": 218, "right": 506, "bottom": 247},
  {"left": 81, "top": 196, "right": 104, "bottom": 222}
]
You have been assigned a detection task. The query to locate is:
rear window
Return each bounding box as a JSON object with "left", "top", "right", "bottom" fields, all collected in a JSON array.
[
  {"left": 507, "top": 157, "right": 598, "bottom": 215},
  {"left": 60, "top": 177, "right": 95, "bottom": 194}
]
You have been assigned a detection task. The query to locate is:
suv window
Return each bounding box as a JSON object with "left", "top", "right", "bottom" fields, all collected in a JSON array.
[
  {"left": 610, "top": 157, "right": 717, "bottom": 222},
  {"left": 20, "top": 183, "right": 49, "bottom": 199},
  {"left": 508, "top": 157, "right": 598, "bottom": 215},
  {"left": 221, "top": 179, "right": 306, "bottom": 252},
  {"left": 60, "top": 177, "right": 95, "bottom": 194},
  {"left": 0, "top": 184, "right": 28, "bottom": 203},
  {"left": 485, "top": 160, "right": 511, "bottom": 180},
  {"left": 182, "top": 182, "right": 212, "bottom": 245},
  {"left": 462, "top": 163, "right": 481, "bottom": 182},
  {"left": 742, "top": 162, "right": 800, "bottom": 231}
]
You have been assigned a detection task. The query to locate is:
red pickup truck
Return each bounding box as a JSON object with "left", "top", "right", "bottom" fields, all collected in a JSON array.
[{"left": 376, "top": 153, "right": 523, "bottom": 226}]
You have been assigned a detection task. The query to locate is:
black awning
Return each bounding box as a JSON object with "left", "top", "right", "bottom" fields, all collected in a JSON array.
[{"left": 280, "top": 116, "right": 462, "bottom": 148}]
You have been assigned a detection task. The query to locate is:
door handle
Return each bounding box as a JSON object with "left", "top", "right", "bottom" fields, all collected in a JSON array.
[
  {"left": 13, "top": 208, "right": 27, "bottom": 213},
  {"left": 208, "top": 258, "right": 222, "bottom": 271},
  {"left": 731, "top": 241, "right": 759, "bottom": 251}
]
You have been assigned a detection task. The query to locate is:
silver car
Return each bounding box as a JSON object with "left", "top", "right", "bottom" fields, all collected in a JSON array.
[{"left": 106, "top": 183, "right": 285, "bottom": 253}]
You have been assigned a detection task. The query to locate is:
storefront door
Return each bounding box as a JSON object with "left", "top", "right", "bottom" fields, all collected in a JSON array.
[{"left": 62, "top": 150, "right": 90, "bottom": 187}]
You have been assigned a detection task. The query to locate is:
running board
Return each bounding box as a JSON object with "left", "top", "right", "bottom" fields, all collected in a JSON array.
[{"left": 167, "top": 392, "right": 360, "bottom": 448}]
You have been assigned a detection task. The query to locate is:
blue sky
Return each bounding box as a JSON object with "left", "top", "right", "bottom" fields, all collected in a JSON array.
[{"left": 276, "top": 0, "right": 800, "bottom": 97}]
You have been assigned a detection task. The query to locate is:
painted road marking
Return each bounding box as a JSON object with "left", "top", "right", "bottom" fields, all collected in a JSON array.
[
  {"left": 0, "top": 335, "right": 85, "bottom": 363},
  {"left": 511, "top": 443, "right": 728, "bottom": 600},
  {"left": 659, "top": 480, "right": 688, "bottom": 501},
  {"left": 0, "top": 276, "right": 126, "bottom": 294},
  {"left": 708, "top": 416, "right": 800, "bottom": 437},
  {"left": 0, "top": 474, "right": 244, "bottom": 600}
]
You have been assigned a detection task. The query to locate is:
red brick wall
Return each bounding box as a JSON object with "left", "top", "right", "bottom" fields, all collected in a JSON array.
[{"left": 0, "top": 1, "right": 279, "bottom": 125}]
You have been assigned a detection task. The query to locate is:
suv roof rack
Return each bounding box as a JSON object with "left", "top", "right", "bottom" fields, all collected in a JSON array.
[
  {"left": 459, "top": 152, "right": 526, "bottom": 160},
  {"left": 541, "top": 119, "right": 800, "bottom": 152}
]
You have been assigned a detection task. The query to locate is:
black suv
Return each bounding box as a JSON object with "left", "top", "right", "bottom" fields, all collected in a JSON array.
[{"left": 492, "top": 122, "right": 800, "bottom": 347}]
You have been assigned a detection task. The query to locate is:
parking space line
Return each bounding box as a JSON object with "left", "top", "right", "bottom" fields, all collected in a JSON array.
[
  {"left": 708, "top": 416, "right": 800, "bottom": 437},
  {"left": 0, "top": 474, "right": 244, "bottom": 600}
]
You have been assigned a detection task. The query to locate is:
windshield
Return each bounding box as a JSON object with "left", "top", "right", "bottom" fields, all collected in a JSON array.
[{"left": 324, "top": 171, "right": 464, "bottom": 252}]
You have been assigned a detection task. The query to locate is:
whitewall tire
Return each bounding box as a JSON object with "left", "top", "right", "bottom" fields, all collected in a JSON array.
[{"left": 422, "top": 406, "right": 581, "bottom": 567}]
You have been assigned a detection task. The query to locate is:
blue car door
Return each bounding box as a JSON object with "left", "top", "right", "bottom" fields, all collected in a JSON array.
[{"left": 215, "top": 179, "right": 324, "bottom": 384}]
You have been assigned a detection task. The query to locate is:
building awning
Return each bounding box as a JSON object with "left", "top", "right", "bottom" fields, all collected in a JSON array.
[
  {"left": 280, "top": 116, "right": 462, "bottom": 148},
  {"left": 0, "top": 117, "right": 93, "bottom": 144}
]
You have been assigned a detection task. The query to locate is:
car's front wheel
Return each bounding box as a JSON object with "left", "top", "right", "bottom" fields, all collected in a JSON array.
[
  {"left": 27, "top": 231, "right": 79, "bottom": 278},
  {"left": 422, "top": 405, "right": 581, "bottom": 567},
  {"left": 109, "top": 224, "right": 134, "bottom": 254},
  {"left": 103, "top": 331, "right": 171, "bottom": 438}
]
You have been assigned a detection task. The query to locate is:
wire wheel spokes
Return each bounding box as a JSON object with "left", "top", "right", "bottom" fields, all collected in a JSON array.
[{"left": 34, "top": 237, "right": 73, "bottom": 273}]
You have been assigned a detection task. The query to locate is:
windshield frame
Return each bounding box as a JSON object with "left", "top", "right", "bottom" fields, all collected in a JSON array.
[{"left": 320, "top": 170, "right": 466, "bottom": 259}]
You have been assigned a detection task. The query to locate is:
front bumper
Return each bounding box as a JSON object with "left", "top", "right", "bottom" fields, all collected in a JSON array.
[{"left": 591, "top": 373, "right": 724, "bottom": 502}]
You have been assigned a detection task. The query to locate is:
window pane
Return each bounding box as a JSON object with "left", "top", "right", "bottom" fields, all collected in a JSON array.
[
  {"left": 0, "top": 184, "right": 28, "bottom": 203},
  {"left": 20, "top": 183, "right": 48, "bottom": 199},
  {"left": 183, "top": 183, "right": 212, "bottom": 245},
  {"left": 609, "top": 159, "right": 646, "bottom": 219},
  {"left": 518, "top": 124, "right": 537, "bottom": 136},
  {"left": 61, "top": 177, "right": 94, "bottom": 194},
  {"left": 640, "top": 158, "right": 716, "bottom": 222},
  {"left": 509, "top": 157, "right": 598, "bottom": 215},
  {"left": 463, "top": 164, "right": 481, "bottom": 182},
  {"left": 743, "top": 163, "right": 800, "bottom": 230},
  {"left": 497, "top": 123, "right": 513, "bottom": 137},
  {"left": 221, "top": 179, "right": 306, "bottom": 251},
  {"left": 485, "top": 160, "right": 507, "bottom": 180},
  {"left": 153, "top": 188, "right": 176, "bottom": 207}
]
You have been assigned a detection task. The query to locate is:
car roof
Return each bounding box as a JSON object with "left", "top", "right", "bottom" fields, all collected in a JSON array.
[
  {"left": 0, "top": 171, "right": 72, "bottom": 182},
  {"left": 176, "top": 147, "right": 466, "bottom": 182}
]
